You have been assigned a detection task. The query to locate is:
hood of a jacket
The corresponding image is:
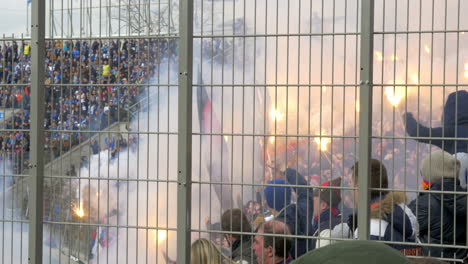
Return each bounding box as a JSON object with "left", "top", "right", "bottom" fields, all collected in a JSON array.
[
  {"left": 443, "top": 90, "right": 468, "bottom": 127},
  {"left": 370, "top": 192, "right": 416, "bottom": 240}
]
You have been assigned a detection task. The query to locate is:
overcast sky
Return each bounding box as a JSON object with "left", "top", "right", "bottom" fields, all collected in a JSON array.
[{"left": 0, "top": 1, "right": 28, "bottom": 36}]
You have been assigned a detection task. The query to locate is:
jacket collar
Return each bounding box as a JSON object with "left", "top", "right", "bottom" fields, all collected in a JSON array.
[
  {"left": 231, "top": 234, "right": 251, "bottom": 252},
  {"left": 369, "top": 192, "right": 407, "bottom": 219}
]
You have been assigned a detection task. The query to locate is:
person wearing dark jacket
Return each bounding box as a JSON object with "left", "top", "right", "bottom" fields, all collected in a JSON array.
[
  {"left": 404, "top": 90, "right": 468, "bottom": 154},
  {"left": 221, "top": 209, "right": 258, "bottom": 264},
  {"left": 312, "top": 177, "right": 343, "bottom": 248},
  {"left": 263, "top": 168, "right": 314, "bottom": 259},
  {"left": 347, "top": 159, "right": 422, "bottom": 256},
  {"left": 409, "top": 150, "right": 468, "bottom": 261}
]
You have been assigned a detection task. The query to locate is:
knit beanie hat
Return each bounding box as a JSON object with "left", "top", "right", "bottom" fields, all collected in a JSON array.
[
  {"left": 314, "top": 178, "right": 342, "bottom": 208},
  {"left": 264, "top": 179, "right": 292, "bottom": 212},
  {"left": 454, "top": 152, "right": 468, "bottom": 189},
  {"left": 421, "top": 150, "right": 460, "bottom": 183}
]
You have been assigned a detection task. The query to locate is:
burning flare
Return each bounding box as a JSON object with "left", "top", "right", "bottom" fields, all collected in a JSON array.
[
  {"left": 375, "top": 51, "right": 383, "bottom": 61},
  {"left": 153, "top": 229, "right": 167, "bottom": 245},
  {"left": 385, "top": 86, "right": 406, "bottom": 108},
  {"left": 314, "top": 132, "right": 331, "bottom": 152},
  {"left": 355, "top": 100, "right": 360, "bottom": 113},
  {"left": 411, "top": 74, "right": 419, "bottom": 85},
  {"left": 269, "top": 136, "right": 275, "bottom": 144},
  {"left": 74, "top": 201, "right": 85, "bottom": 218},
  {"left": 270, "top": 107, "right": 283, "bottom": 122},
  {"left": 464, "top": 63, "right": 468, "bottom": 79},
  {"left": 424, "top": 45, "right": 431, "bottom": 54}
]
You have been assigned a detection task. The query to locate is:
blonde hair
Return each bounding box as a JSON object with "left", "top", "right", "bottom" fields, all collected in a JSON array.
[{"left": 191, "top": 238, "right": 236, "bottom": 264}]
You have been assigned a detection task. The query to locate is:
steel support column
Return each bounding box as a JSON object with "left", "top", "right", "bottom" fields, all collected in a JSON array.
[
  {"left": 357, "top": 0, "right": 374, "bottom": 240},
  {"left": 176, "top": 0, "right": 193, "bottom": 263},
  {"left": 29, "top": 0, "right": 46, "bottom": 262}
]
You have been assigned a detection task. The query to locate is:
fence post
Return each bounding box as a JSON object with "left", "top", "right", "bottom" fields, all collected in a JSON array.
[
  {"left": 177, "top": 0, "right": 193, "bottom": 262},
  {"left": 357, "top": 0, "right": 374, "bottom": 240},
  {"left": 29, "top": 0, "right": 46, "bottom": 262}
]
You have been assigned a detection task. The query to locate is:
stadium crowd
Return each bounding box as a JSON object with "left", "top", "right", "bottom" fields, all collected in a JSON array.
[{"left": 0, "top": 38, "right": 178, "bottom": 173}]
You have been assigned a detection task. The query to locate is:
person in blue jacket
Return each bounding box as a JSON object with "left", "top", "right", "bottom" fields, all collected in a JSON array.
[
  {"left": 404, "top": 90, "right": 468, "bottom": 154},
  {"left": 263, "top": 168, "right": 314, "bottom": 259}
]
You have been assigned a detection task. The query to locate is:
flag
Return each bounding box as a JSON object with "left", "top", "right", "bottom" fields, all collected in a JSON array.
[{"left": 196, "top": 68, "right": 232, "bottom": 211}]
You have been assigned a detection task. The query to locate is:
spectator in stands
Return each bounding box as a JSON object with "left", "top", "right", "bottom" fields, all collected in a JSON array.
[
  {"left": 221, "top": 209, "right": 257, "bottom": 264},
  {"left": 312, "top": 177, "right": 342, "bottom": 248},
  {"left": 348, "top": 159, "right": 421, "bottom": 256},
  {"left": 404, "top": 90, "right": 468, "bottom": 154},
  {"left": 252, "top": 220, "right": 293, "bottom": 264},
  {"left": 263, "top": 168, "right": 314, "bottom": 258},
  {"left": 409, "top": 150, "right": 468, "bottom": 260},
  {"left": 191, "top": 238, "right": 242, "bottom": 264}
]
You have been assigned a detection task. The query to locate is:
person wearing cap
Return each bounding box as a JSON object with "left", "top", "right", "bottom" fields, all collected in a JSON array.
[
  {"left": 263, "top": 168, "right": 314, "bottom": 259},
  {"left": 409, "top": 150, "right": 468, "bottom": 260},
  {"left": 348, "top": 159, "right": 421, "bottom": 256},
  {"left": 312, "top": 178, "right": 343, "bottom": 248}
]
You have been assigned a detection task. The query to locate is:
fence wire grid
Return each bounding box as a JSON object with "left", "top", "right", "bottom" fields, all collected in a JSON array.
[{"left": 0, "top": 0, "right": 467, "bottom": 263}]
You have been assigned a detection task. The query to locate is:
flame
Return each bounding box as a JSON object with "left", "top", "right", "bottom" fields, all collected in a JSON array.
[
  {"left": 390, "top": 55, "right": 399, "bottom": 61},
  {"left": 465, "top": 63, "right": 468, "bottom": 79},
  {"left": 153, "top": 230, "right": 167, "bottom": 245},
  {"left": 385, "top": 86, "right": 406, "bottom": 107},
  {"left": 424, "top": 45, "right": 431, "bottom": 54},
  {"left": 270, "top": 107, "right": 283, "bottom": 122},
  {"left": 375, "top": 51, "right": 383, "bottom": 61},
  {"left": 224, "top": 135, "right": 229, "bottom": 142},
  {"left": 314, "top": 132, "right": 331, "bottom": 152},
  {"left": 74, "top": 201, "right": 85, "bottom": 218},
  {"left": 269, "top": 136, "right": 275, "bottom": 144},
  {"left": 411, "top": 74, "right": 419, "bottom": 85},
  {"left": 461, "top": 32, "right": 465, "bottom": 35},
  {"left": 355, "top": 100, "right": 360, "bottom": 112}
]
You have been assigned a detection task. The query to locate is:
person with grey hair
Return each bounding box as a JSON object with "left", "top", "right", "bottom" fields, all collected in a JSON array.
[{"left": 409, "top": 150, "right": 468, "bottom": 261}]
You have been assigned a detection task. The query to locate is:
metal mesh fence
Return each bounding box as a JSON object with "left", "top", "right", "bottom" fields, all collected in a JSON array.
[{"left": 0, "top": 0, "right": 466, "bottom": 263}]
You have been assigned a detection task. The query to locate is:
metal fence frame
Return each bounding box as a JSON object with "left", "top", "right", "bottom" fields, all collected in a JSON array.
[{"left": 18, "top": 0, "right": 468, "bottom": 263}]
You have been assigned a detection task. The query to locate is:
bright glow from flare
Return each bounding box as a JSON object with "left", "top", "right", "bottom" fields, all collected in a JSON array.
[
  {"left": 391, "top": 55, "right": 399, "bottom": 61},
  {"left": 74, "top": 202, "right": 85, "bottom": 218},
  {"left": 375, "top": 51, "right": 383, "bottom": 61},
  {"left": 270, "top": 108, "right": 283, "bottom": 122},
  {"left": 385, "top": 86, "right": 406, "bottom": 107},
  {"left": 153, "top": 230, "right": 167, "bottom": 245},
  {"left": 411, "top": 74, "right": 419, "bottom": 85},
  {"left": 465, "top": 63, "right": 468, "bottom": 79},
  {"left": 355, "top": 100, "right": 360, "bottom": 113},
  {"left": 424, "top": 45, "right": 431, "bottom": 54},
  {"left": 314, "top": 132, "right": 331, "bottom": 152},
  {"left": 269, "top": 136, "right": 275, "bottom": 144},
  {"left": 224, "top": 135, "right": 229, "bottom": 142}
]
